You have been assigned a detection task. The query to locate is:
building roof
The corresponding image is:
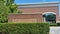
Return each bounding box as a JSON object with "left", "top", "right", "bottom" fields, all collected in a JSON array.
[
  {"left": 18, "top": 2, "right": 60, "bottom": 8},
  {"left": 17, "top": 2, "right": 59, "bottom": 5}
]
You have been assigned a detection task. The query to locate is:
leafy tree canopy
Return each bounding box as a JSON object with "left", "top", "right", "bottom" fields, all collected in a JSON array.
[
  {"left": 0, "top": 0, "right": 9, "bottom": 23},
  {"left": 0, "top": 0, "right": 18, "bottom": 23}
]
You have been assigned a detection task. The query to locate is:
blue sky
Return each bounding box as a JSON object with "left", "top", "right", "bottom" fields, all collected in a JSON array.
[
  {"left": 15, "top": 0, "right": 60, "bottom": 15},
  {"left": 15, "top": 0, "right": 60, "bottom": 4}
]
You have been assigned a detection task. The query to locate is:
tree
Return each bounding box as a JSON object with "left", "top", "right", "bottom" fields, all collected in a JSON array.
[
  {"left": 6, "top": 0, "right": 14, "bottom": 6},
  {"left": 0, "top": 0, "right": 21, "bottom": 23},
  {"left": 0, "top": 0, "right": 18, "bottom": 23},
  {"left": 0, "top": 0, "right": 9, "bottom": 23},
  {"left": 6, "top": 0, "right": 18, "bottom": 13}
]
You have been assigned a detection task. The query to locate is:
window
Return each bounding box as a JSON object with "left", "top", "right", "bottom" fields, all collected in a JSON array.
[{"left": 43, "top": 13, "right": 56, "bottom": 23}]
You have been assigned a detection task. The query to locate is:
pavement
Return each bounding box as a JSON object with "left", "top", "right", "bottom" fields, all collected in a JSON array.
[{"left": 49, "top": 27, "right": 60, "bottom": 34}]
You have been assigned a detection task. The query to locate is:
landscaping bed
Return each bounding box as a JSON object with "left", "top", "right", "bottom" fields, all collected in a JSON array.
[{"left": 0, "top": 23, "right": 49, "bottom": 34}]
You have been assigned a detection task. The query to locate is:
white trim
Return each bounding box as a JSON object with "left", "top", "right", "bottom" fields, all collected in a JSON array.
[
  {"left": 18, "top": 2, "right": 59, "bottom": 8},
  {"left": 17, "top": 2, "right": 59, "bottom": 5},
  {"left": 18, "top": 4, "right": 58, "bottom": 8},
  {"left": 42, "top": 12, "right": 56, "bottom": 15}
]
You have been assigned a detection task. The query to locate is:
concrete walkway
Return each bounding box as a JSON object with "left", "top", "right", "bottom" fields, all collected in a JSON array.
[{"left": 49, "top": 27, "right": 60, "bottom": 34}]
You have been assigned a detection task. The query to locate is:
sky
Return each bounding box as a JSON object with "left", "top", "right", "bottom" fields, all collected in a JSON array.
[
  {"left": 15, "top": 0, "right": 60, "bottom": 15},
  {"left": 15, "top": 0, "right": 60, "bottom": 4}
]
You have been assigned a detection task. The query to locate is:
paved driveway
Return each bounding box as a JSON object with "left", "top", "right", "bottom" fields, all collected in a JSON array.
[{"left": 49, "top": 27, "right": 60, "bottom": 34}]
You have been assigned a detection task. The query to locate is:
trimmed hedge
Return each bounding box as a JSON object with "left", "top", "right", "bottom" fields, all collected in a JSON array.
[
  {"left": 50, "top": 23, "right": 57, "bottom": 26},
  {"left": 0, "top": 23, "right": 49, "bottom": 34},
  {"left": 57, "top": 23, "right": 60, "bottom": 26}
]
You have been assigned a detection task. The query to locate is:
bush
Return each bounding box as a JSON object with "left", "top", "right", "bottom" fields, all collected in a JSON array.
[
  {"left": 49, "top": 23, "right": 57, "bottom": 26},
  {"left": 57, "top": 23, "right": 60, "bottom": 26},
  {"left": 0, "top": 23, "right": 49, "bottom": 34}
]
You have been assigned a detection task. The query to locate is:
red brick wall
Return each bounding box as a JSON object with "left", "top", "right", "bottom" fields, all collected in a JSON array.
[
  {"left": 18, "top": 6, "right": 59, "bottom": 15},
  {"left": 8, "top": 6, "right": 59, "bottom": 23},
  {"left": 56, "top": 16, "right": 60, "bottom": 23},
  {"left": 8, "top": 14, "right": 43, "bottom": 23}
]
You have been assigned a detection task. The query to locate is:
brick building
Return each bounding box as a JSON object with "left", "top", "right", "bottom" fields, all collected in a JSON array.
[{"left": 8, "top": 2, "right": 60, "bottom": 23}]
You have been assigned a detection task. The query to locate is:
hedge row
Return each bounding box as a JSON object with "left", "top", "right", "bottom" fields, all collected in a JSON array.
[
  {"left": 50, "top": 23, "right": 60, "bottom": 26},
  {"left": 49, "top": 23, "right": 57, "bottom": 26},
  {"left": 0, "top": 23, "right": 49, "bottom": 34}
]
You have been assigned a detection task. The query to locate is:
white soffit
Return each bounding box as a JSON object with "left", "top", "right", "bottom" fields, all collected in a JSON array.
[{"left": 18, "top": 2, "right": 59, "bottom": 8}]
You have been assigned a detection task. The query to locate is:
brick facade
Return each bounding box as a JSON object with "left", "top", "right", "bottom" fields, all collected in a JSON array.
[
  {"left": 8, "top": 14, "right": 42, "bottom": 23},
  {"left": 8, "top": 2, "right": 60, "bottom": 23},
  {"left": 18, "top": 6, "right": 59, "bottom": 15}
]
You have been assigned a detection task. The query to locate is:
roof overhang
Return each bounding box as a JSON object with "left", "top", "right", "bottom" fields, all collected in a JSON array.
[{"left": 18, "top": 2, "right": 60, "bottom": 8}]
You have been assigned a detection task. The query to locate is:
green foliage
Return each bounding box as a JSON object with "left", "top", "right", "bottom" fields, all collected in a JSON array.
[
  {"left": 49, "top": 23, "right": 57, "bottom": 26},
  {"left": 0, "top": 1, "right": 9, "bottom": 23},
  {"left": 6, "top": 0, "right": 14, "bottom": 6},
  {"left": 8, "top": 4, "right": 18, "bottom": 13},
  {"left": 49, "top": 23, "right": 60, "bottom": 26},
  {"left": 0, "top": 23, "right": 49, "bottom": 34},
  {"left": 6, "top": 0, "right": 18, "bottom": 13},
  {"left": 57, "top": 23, "right": 60, "bottom": 26},
  {"left": 0, "top": 0, "right": 19, "bottom": 23}
]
